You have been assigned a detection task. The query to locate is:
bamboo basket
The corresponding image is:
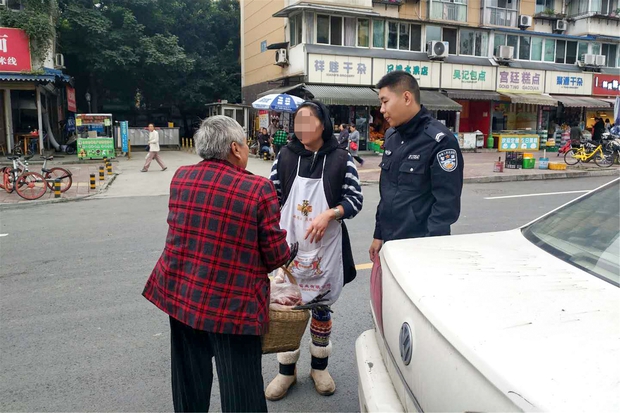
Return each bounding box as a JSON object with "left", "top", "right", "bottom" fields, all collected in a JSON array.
[{"left": 262, "top": 267, "right": 310, "bottom": 354}]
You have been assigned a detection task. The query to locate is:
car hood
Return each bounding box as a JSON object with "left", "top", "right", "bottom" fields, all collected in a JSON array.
[{"left": 382, "top": 229, "right": 620, "bottom": 412}]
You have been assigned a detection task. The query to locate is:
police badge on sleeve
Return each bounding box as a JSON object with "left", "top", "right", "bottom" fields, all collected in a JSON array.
[{"left": 437, "top": 149, "right": 458, "bottom": 172}]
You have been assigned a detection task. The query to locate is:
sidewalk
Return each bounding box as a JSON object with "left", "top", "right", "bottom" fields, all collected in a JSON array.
[{"left": 355, "top": 150, "right": 620, "bottom": 183}]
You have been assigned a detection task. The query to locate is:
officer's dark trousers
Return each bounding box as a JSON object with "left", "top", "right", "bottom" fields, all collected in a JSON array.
[{"left": 169, "top": 316, "right": 267, "bottom": 413}]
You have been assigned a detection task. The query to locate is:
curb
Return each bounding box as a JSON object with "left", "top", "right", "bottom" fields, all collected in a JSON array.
[
  {"left": 360, "top": 168, "right": 620, "bottom": 185},
  {"left": 0, "top": 173, "right": 119, "bottom": 211}
]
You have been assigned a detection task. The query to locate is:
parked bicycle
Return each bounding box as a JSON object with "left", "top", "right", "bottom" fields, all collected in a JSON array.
[
  {"left": 40, "top": 156, "right": 73, "bottom": 192},
  {"left": 3, "top": 156, "right": 47, "bottom": 200},
  {"left": 564, "top": 140, "right": 614, "bottom": 167}
]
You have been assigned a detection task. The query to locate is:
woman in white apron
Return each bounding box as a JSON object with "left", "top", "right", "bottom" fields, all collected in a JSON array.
[{"left": 266, "top": 101, "right": 364, "bottom": 400}]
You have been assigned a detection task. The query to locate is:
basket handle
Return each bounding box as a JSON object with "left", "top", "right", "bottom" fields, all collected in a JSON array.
[{"left": 280, "top": 266, "right": 298, "bottom": 286}]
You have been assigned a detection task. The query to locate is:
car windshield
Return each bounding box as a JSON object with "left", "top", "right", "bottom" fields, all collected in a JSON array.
[{"left": 522, "top": 179, "right": 620, "bottom": 287}]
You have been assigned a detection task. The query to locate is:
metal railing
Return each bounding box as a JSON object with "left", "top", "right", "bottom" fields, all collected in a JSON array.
[{"left": 430, "top": 1, "right": 467, "bottom": 22}]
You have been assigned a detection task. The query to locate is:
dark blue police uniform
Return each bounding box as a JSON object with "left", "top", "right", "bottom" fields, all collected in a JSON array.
[{"left": 374, "top": 106, "right": 464, "bottom": 242}]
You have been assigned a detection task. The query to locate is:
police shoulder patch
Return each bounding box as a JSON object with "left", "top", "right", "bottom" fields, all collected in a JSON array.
[
  {"left": 436, "top": 149, "right": 458, "bottom": 172},
  {"left": 425, "top": 124, "right": 446, "bottom": 142}
]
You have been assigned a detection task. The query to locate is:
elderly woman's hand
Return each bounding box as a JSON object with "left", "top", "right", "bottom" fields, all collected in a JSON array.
[{"left": 304, "top": 210, "right": 333, "bottom": 243}]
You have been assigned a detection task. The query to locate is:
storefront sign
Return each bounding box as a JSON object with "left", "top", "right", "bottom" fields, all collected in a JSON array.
[
  {"left": 592, "top": 74, "right": 620, "bottom": 96},
  {"left": 0, "top": 27, "right": 32, "bottom": 72},
  {"left": 77, "top": 138, "right": 115, "bottom": 159},
  {"left": 496, "top": 68, "right": 545, "bottom": 93},
  {"left": 66, "top": 85, "right": 77, "bottom": 112},
  {"left": 120, "top": 121, "right": 129, "bottom": 152},
  {"left": 498, "top": 134, "right": 540, "bottom": 152},
  {"left": 372, "top": 59, "right": 441, "bottom": 88},
  {"left": 258, "top": 110, "right": 269, "bottom": 129},
  {"left": 308, "top": 54, "right": 372, "bottom": 85},
  {"left": 441, "top": 64, "right": 496, "bottom": 91},
  {"left": 545, "top": 71, "right": 592, "bottom": 95}
]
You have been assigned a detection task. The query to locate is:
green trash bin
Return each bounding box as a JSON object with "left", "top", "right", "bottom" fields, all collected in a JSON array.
[{"left": 486, "top": 135, "right": 494, "bottom": 148}]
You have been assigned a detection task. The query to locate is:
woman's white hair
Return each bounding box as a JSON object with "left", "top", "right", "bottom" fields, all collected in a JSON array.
[{"left": 194, "top": 115, "right": 246, "bottom": 160}]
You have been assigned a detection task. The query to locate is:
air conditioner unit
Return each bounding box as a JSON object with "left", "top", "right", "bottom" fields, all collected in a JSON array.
[
  {"left": 555, "top": 20, "right": 568, "bottom": 31},
  {"left": 427, "top": 41, "right": 449, "bottom": 59},
  {"left": 595, "top": 54, "right": 606, "bottom": 67},
  {"left": 275, "top": 48, "right": 288, "bottom": 66},
  {"left": 519, "top": 15, "right": 533, "bottom": 28},
  {"left": 581, "top": 53, "right": 596, "bottom": 65},
  {"left": 54, "top": 53, "right": 65, "bottom": 68},
  {"left": 498, "top": 45, "right": 514, "bottom": 60}
]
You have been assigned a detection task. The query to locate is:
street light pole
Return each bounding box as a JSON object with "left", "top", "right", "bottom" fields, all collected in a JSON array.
[{"left": 85, "top": 91, "right": 91, "bottom": 113}]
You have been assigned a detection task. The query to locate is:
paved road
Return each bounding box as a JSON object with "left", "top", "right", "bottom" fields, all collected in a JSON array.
[{"left": 0, "top": 176, "right": 614, "bottom": 412}]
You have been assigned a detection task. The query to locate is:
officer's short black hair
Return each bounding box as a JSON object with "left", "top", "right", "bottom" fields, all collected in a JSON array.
[{"left": 376, "top": 71, "right": 421, "bottom": 106}]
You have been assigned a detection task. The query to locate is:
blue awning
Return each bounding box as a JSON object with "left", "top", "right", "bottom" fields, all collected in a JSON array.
[{"left": 0, "top": 67, "right": 71, "bottom": 83}]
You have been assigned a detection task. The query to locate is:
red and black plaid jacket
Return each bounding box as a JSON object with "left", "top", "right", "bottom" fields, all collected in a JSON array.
[{"left": 143, "top": 159, "right": 289, "bottom": 336}]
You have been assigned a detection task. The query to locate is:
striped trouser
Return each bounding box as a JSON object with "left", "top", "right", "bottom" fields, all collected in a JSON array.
[{"left": 169, "top": 316, "right": 266, "bottom": 413}]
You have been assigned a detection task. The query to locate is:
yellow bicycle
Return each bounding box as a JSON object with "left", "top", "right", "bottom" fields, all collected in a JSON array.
[{"left": 564, "top": 142, "right": 614, "bottom": 168}]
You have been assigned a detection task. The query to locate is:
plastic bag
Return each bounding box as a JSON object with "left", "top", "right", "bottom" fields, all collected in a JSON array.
[{"left": 269, "top": 267, "right": 302, "bottom": 308}]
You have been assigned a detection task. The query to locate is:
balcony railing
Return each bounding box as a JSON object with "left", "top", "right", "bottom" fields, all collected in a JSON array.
[
  {"left": 430, "top": 2, "right": 467, "bottom": 22},
  {"left": 484, "top": 7, "right": 517, "bottom": 26}
]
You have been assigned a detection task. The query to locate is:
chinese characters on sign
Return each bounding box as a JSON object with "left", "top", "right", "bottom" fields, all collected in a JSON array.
[
  {"left": 498, "top": 134, "right": 540, "bottom": 152},
  {"left": 592, "top": 74, "right": 620, "bottom": 96},
  {"left": 442, "top": 64, "right": 497, "bottom": 91},
  {"left": 66, "top": 85, "right": 77, "bottom": 113},
  {"left": 308, "top": 54, "right": 372, "bottom": 85},
  {"left": 372, "top": 59, "right": 441, "bottom": 88},
  {"left": 496, "top": 69, "right": 545, "bottom": 93},
  {"left": 545, "top": 71, "right": 592, "bottom": 95},
  {"left": 0, "top": 27, "right": 32, "bottom": 72},
  {"left": 387, "top": 63, "right": 428, "bottom": 76}
]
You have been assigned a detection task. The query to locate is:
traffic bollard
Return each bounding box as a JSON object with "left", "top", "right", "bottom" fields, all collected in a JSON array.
[
  {"left": 90, "top": 174, "right": 96, "bottom": 190},
  {"left": 182, "top": 138, "right": 186, "bottom": 149},
  {"left": 103, "top": 156, "right": 108, "bottom": 166},
  {"left": 99, "top": 166, "right": 105, "bottom": 180},
  {"left": 54, "top": 179, "right": 61, "bottom": 198},
  {"left": 106, "top": 161, "right": 113, "bottom": 175},
  {"left": 189, "top": 138, "right": 193, "bottom": 151}
]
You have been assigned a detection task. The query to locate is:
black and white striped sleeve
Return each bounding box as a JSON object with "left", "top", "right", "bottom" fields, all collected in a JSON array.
[{"left": 339, "top": 153, "right": 363, "bottom": 219}]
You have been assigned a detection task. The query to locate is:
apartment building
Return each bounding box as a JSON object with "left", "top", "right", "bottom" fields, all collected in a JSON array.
[{"left": 241, "top": 0, "right": 619, "bottom": 149}]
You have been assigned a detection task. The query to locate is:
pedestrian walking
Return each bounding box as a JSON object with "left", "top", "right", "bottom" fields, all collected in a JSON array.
[
  {"left": 266, "top": 100, "right": 363, "bottom": 400},
  {"left": 141, "top": 124, "right": 167, "bottom": 172},
  {"left": 348, "top": 124, "right": 364, "bottom": 166},
  {"left": 272, "top": 124, "right": 288, "bottom": 157},
  {"left": 369, "top": 71, "right": 464, "bottom": 261},
  {"left": 142, "top": 116, "right": 291, "bottom": 413},
  {"left": 337, "top": 124, "right": 349, "bottom": 150}
]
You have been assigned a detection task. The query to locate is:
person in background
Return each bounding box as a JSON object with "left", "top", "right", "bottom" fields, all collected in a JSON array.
[
  {"left": 141, "top": 124, "right": 167, "bottom": 172},
  {"left": 593, "top": 118, "right": 606, "bottom": 142},
  {"left": 605, "top": 118, "right": 611, "bottom": 132},
  {"left": 269, "top": 119, "right": 279, "bottom": 139},
  {"left": 337, "top": 123, "right": 349, "bottom": 150},
  {"left": 348, "top": 124, "right": 364, "bottom": 166},
  {"left": 272, "top": 124, "right": 289, "bottom": 157},
  {"left": 258, "top": 127, "right": 272, "bottom": 159},
  {"left": 570, "top": 122, "right": 583, "bottom": 147},
  {"left": 142, "top": 116, "right": 290, "bottom": 413}
]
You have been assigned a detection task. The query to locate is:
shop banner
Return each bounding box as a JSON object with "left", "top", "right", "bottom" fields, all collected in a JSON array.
[
  {"left": 0, "top": 27, "right": 32, "bottom": 72},
  {"left": 592, "top": 74, "right": 620, "bottom": 96},
  {"left": 77, "top": 138, "right": 115, "bottom": 159},
  {"left": 120, "top": 121, "right": 129, "bottom": 152},
  {"left": 66, "top": 85, "right": 77, "bottom": 112},
  {"left": 308, "top": 54, "right": 372, "bottom": 85},
  {"left": 545, "top": 71, "right": 592, "bottom": 95},
  {"left": 372, "top": 59, "right": 441, "bottom": 88},
  {"left": 496, "top": 68, "right": 545, "bottom": 93},
  {"left": 258, "top": 110, "right": 269, "bottom": 129},
  {"left": 498, "top": 134, "right": 540, "bottom": 152},
  {"left": 441, "top": 64, "right": 496, "bottom": 91}
]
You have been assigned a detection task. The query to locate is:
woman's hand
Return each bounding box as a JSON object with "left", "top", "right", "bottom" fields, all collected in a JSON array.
[{"left": 305, "top": 210, "right": 334, "bottom": 243}]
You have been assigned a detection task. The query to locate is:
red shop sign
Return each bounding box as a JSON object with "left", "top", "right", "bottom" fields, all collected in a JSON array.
[
  {"left": 592, "top": 74, "right": 620, "bottom": 96},
  {"left": 66, "top": 85, "right": 77, "bottom": 112},
  {"left": 0, "top": 27, "right": 32, "bottom": 72}
]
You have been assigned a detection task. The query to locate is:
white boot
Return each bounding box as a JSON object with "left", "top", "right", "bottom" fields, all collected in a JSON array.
[
  {"left": 265, "top": 349, "right": 300, "bottom": 401},
  {"left": 310, "top": 341, "right": 336, "bottom": 396}
]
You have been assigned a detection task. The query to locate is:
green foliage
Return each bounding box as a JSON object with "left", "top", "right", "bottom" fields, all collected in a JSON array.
[{"left": 0, "top": 0, "right": 59, "bottom": 65}]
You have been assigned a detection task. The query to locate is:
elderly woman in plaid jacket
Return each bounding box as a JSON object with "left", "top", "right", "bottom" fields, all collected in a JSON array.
[{"left": 143, "top": 116, "right": 290, "bottom": 413}]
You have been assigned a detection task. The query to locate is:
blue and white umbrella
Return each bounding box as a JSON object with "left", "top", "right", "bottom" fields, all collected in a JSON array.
[{"left": 252, "top": 93, "right": 304, "bottom": 113}]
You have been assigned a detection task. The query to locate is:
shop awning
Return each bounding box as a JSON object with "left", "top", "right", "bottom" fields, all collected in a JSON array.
[
  {"left": 420, "top": 91, "right": 462, "bottom": 111},
  {"left": 0, "top": 67, "right": 71, "bottom": 84},
  {"left": 304, "top": 85, "right": 379, "bottom": 106},
  {"left": 446, "top": 90, "right": 501, "bottom": 101},
  {"left": 257, "top": 83, "right": 305, "bottom": 98},
  {"left": 551, "top": 95, "right": 611, "bottom": 108},
  {"left": 499, "top": 92, "right": 558, "bottom": 106}
]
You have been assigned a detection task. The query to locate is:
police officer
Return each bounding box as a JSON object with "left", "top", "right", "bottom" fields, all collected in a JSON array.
[{"left": 369, "top": 71, "right": 464, "bottom": 261}]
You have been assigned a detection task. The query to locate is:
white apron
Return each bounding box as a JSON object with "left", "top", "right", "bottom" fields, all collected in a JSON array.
[{"left": 280, "top": 157, "right": 343, "bottom": 305}]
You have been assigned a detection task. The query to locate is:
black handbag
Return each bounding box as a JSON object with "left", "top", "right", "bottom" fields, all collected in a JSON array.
[{"left": 145, "top": 145, "right": 150, "bottom": 152}]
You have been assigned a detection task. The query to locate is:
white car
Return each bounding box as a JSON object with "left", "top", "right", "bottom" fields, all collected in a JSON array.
[{"left": 356, "top": 178, "right": 619, "bottom": 412}]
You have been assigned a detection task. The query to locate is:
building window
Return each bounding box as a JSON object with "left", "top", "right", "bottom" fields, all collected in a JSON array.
[
  {"left": 602, "top": 43, "right": 618, "bottom": 67},
  {"left": 544, "top": 38, "right": 555, "bottom": 61},
  {"left": 411, "top": 25, "right": 422, "bottom": 52},
  {"left": 387, "top": 21, "right": 398, "bottom": 49},
  {"left": 519, "top": 36, "right": 531, "bottom": 60},
  {"left": 531, "top": 37, "right": 543, "bottom": 61},
  {"left": 344, "top": 17, "right": 356, "bottom": 46},
  {"left": 485, "top": 0, "right": 518, "bottom": 27},
  {"left": 566, "top": 41, "right": 578, "bottom": 64},
  {"left": 7, "top": 0, "right": 23, "bottom": 10},
  {"left": 460, "top": 29, "right": 489, "bottom": 56},
  {"left": 577, "top": 42, "right": 588, "bottom": 61},
  {"left": 430, "top": 0, "right": 467, "bottom": 22},
  {"left": 591, "top": 43, "right": 601, "bottom": 55},
  {"left": 305, "top": 13, "right": 315, "bottom": 44},
  {"left": 426, "top": 25, "right": 442, "bottom": 43},
  {"left": 555, "top": 40, "right": 566, "bottom": 63},
  {"left": 494, "top": 34, "right": 506, "bottom": 56},
  {"left": 358, "top": 19, "right": 370, "bottom": 47},
  {"left": 372, "top": 20, "right": 385, "bottom": 48},
  {"left": 591, "top": 0, "right": 619, "bottom": 15},
  {"left": 289, "top": 14, "right": 303, "bottom": 47},
  {"left": 535, "top": 0, "right": 554, "bottom": 14},
  {"left": 317, "top": 15, "right": 330, "bottom": 44},
  {"left": 331, "top": 16, "right": 343, "bottom": 45},
  {"left": 443, "top": 28, "right": 458, "bottom": 54},
  {"left": 566, "top": 0, "right": 618, "bottom": 16},
  {"left": 399, "top": 23, "right": 410, "bottom": 50},
  {"left": 568, "top": 0, "right": 589, "bottom": 16}
]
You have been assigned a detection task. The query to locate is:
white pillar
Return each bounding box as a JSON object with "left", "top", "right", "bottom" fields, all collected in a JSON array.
[
  {"left": 455, "top": 111, "right": 461, "bottom": 134},
  {"left": 36, "top": 86, "right": 44, "bottom": 154},
  {"left": 4, "top": 89, "right": 12, "bottom": 153}
]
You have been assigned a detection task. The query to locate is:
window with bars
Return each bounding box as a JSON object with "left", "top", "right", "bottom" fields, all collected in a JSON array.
[
  {"left": 485, "top": 0, "right": 518, "bottom": 26},
  {"left": 429, "top": 0, "right": 467, "bottom": 22}
]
